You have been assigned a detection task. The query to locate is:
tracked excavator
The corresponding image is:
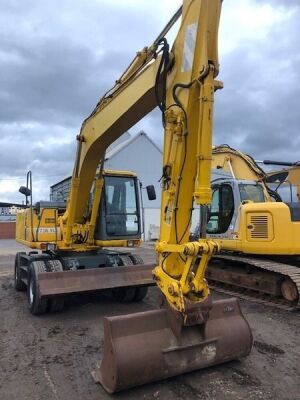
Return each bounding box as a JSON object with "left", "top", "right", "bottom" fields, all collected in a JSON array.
[
  {"left": 201, "top": 145, "right": 300, "bottom": 310},
  {"left": 15, "top": 1, "right": 252, "bottom": 392}
]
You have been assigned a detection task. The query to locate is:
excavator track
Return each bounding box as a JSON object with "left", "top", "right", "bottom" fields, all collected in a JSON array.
[{"left": 207, "top": 255, "right": 300, "bottom": 311}]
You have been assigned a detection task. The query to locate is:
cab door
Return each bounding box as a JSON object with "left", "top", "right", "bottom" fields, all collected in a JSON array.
[{"left": 207, "top": 183, "right": 235, "bottom": 235}]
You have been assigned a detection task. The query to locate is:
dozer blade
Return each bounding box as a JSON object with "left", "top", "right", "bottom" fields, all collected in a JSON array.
[
  {"left": 94, "top": 297, "right": 252, "bottom": 393},
  {"left": 37, "top": 263, "right": 155, "bottom": 297}
]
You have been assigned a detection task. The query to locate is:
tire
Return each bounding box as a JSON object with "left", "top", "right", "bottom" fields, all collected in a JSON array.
[
  {"left": 46, "top": 259, "right": 64, "bottom": 272},
  {"left": 111, "top": 255, "right": 136, "bottom": 302},
  {"left": 45, "top": 260, "right": 65, "bottom": 312},
  {"left": 48, "top": 297, "right": 65, "bottom": 313},
  {"left": 133, "top": 286, "right": 148, "bottom": 302},
  {"left": 130, "top": 254, "right": 148, "bottom": 302},
  {"left": 129, "top": 254, "right": 144, "bottom": 265},
  {"left": 111, "top": 287, "right": 136, "bottom": 302},
  {"left": 14, "top": 252, "right": 26, "bottom": 291},
  {"left": 27, "top": 262, "right": 48, "bottom": 315}
]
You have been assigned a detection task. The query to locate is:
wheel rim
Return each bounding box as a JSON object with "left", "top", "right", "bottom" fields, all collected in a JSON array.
[{"left": 29, "top": 279, "right": 34, "bottom": 305}]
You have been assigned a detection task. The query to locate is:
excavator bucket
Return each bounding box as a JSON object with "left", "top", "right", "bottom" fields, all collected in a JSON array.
[{"left": 93, "top": 297, "right": 252, "bottom": 393}]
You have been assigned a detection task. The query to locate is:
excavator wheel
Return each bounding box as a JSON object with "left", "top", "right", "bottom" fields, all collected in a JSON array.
[
  {"left": 111, "top": 255, "right": 136, "bottom": 302},
  {"left": 48, "top": 297, "right": 65, "bottom": 313},
  {"left": 111, "top": 287, "right": 136, "bottom": 302},
  {"left": 45, "top": 260, "right": 65, "bottom": 312},
  {"left": 133, "top": 287, "right": 148, "bottom": 301},
  {"left": 14, "top": 252, "right": 26, "bottom": 291},
  {"left": 111, "top": 254, "right": 148, "bottom": 302},
  {"left": 27, "top": 261, "right": 48, "bottom": 315},
  {"left": 130, "top": 254, "right": 148, "bottom": 302}
]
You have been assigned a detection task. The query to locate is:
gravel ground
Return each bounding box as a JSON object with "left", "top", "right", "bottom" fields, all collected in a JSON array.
[{"left": 0, "top": 240, "right": 299, "bottom": 400}]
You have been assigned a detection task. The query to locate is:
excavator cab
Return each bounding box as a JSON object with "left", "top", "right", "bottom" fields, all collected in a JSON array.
[
  {"left": 207, "top": 179, "right": 267, "bottom": 237},
  {"left": 207, "top": 176, "right": 300, "bottom": 258}
]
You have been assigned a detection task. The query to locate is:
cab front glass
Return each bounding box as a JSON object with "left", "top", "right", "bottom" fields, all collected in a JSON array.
[{"left": 104, "top": 176, "right": 139, "bottom": 236}]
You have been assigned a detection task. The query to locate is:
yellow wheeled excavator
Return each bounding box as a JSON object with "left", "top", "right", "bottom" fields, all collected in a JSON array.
[
  {"left": 16, "top": 168, "right": 156, "bottom": 313},
  {"left": 15, "top": 1, "right": 252, "bottom": 392},
  {"left": 200, "top": 145, "right": 300, "bottom": 310}
]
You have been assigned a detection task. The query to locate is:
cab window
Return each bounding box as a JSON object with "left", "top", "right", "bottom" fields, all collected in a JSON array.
[
  {"left": 239, "top": 183, "right": 265, "bottom": 203},
  {"left": 104, "top": 176, "right": 139, "bottom": 236},
  {"left": 207, "top": 184, "right": 234, "bottom": 234}
]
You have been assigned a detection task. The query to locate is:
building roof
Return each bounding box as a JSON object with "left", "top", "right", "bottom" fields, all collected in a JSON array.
[
  {"left": 0, "top": 202, "right": 26, "bottom": 208},
  {"left": 105, "top": 131, "right": 162, "bottom": 161},
  {"left": 50, "top": 175, "right": 73, "bottom": 189}
]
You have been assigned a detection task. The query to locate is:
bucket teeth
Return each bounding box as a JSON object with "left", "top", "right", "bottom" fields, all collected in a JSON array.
[{"left": 95, "top": 297, "right": 252, "bottom": 393}]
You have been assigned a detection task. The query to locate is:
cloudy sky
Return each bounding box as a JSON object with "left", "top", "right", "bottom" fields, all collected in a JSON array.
[{"left": 0, "top": 0, "right": 299, "bottom": 203}]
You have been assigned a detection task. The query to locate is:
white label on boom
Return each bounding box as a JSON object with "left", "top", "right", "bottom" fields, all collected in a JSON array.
[{"left": 182, "top": 22, "right": 197, "bottom": 72}]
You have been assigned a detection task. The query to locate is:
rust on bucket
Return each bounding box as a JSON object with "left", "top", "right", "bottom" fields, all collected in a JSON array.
[{"left": 93, "top": 297, "right": 252, "bottom": 393}]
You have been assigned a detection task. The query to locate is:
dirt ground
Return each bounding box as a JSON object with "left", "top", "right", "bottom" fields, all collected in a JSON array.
[{"left": 0, "top": 240, "right": 299, "bottom": 400}]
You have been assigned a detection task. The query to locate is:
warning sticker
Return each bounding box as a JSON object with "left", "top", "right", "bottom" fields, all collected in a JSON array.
[
  {"left": 33, "top": 227, "right": 58, "bottom": 234},
  {"left": 39, "top": 228, "right": 56, "bottom": 233},
  {"left": 182, "top": 22, "right": 198, "bottom": 72}
]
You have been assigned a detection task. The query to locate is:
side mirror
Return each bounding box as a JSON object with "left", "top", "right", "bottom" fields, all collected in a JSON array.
[
  {"left": 146, "top": 185, "right": 156, "bottom": 201},
  {"left": 19, "top": 186, "right": 31, "bottom": 197}
]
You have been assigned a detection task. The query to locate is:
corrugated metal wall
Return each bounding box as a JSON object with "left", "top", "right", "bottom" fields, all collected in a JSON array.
[
  {"left": 0, "top": 222, "right": 16, "bottom": 239},
  {"left": 50, "top": 178, "right": 71, "bottom": 202}
]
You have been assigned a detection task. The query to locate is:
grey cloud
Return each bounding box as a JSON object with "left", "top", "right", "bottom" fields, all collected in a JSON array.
[
  {"left": 0, "top": 0, "right": 169, "bottom": 128},
  {"left": 254, "top": 0, "right": 300, "bottom": 8},
  {"left": 0, "top": 40, "right": 132, "bottom": 125},
  {"left": 0, "top": 128, "right": 76, "bottom": 178},
  {"left": 214, "top": 5, "right": 300, "bottom": 162},
  {"left": 0, "top": 0, "right": 176, "bottom": 203},
  {"left": 0, "top": 0, "right": 299, "bottom": 203}
]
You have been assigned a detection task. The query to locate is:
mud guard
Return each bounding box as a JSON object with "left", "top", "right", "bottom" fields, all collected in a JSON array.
[{"left": 93, "top": 297, "right": 252, "bottom": 393}]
